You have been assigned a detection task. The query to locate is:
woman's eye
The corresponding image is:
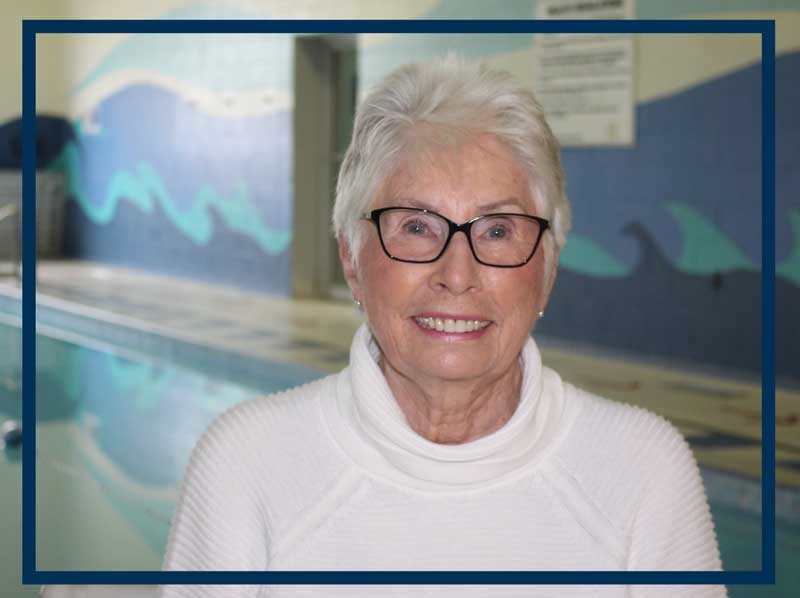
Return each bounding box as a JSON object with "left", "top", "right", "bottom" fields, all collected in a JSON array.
[
  {"left": 403, "top": 221, "right": 428, "bottom": 235},
  {"left": 486, "top": 226, "right": 509, "bottom": 239}
]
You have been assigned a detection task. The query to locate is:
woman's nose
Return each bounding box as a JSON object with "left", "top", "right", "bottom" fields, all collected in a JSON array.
[{"left": 430, "top": 231, "right": 481, "bottom": 294}]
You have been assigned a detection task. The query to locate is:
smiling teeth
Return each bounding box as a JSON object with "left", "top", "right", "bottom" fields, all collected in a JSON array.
[{"left": 415, "top": 317, "right": 491, "bottom": 333}]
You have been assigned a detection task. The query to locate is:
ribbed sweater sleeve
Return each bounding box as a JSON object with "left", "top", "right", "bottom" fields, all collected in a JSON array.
[
  {"left": 627, "top": 413, "right": 727, "bottom": 597},
  {"left": 553, "top": 388, "right": 727, "bottom": 596},
  {"left": 160, "top": 401, "right": 272, "bottom": 598}
]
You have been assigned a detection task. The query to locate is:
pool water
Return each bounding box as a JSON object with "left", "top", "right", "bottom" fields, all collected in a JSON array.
[
  {"left": 0, "top": 321, "right": 324, "bottom": 572},
  {"left": 1, "top": 321, "right": 798, "bottom": 595}
]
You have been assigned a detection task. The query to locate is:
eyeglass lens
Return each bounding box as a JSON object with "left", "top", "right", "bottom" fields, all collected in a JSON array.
[{"left": 378, "top": 208, "right": 542, "bottom": 266}]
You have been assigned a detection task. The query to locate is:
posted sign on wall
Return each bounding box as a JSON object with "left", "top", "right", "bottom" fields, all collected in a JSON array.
[{"left": 533, "top": 0, "right": 635, "bottom": 147}]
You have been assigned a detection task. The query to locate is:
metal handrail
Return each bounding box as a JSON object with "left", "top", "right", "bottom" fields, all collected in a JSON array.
[{"left": 0, "top": 203, "right": 21, "bottom": 282}]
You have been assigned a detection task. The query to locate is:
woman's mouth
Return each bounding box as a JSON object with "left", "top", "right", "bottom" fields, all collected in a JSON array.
[{"left": 413, "top": 316, "right": 492, "bottom": 334}]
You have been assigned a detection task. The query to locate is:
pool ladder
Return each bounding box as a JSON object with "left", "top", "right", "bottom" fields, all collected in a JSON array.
[{"left": 0, "top": 203, "right": 21, "bottom": 282}]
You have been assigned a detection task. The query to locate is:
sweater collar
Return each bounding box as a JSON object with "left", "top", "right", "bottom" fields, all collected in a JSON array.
[{"left": 329, "top": 323, "right": 562, "bottom": 489}]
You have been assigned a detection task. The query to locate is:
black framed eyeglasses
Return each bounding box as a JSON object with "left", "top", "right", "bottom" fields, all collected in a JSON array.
[{"left": 361, "top": 207, "right": 550, "bottom": 268}]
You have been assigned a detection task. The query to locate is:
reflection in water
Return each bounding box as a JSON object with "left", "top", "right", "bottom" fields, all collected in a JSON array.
[{"left": 0, "top": 321, "right": 320, "bottom": 552}]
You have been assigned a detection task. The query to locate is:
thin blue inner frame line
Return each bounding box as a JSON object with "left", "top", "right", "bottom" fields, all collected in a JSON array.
[
  {"left": 21, "top": 17, "right": 36, "bottom": 590},
  {"left": 21, "top": 19, "right": 773, "bottom": 34},
  {"left": 760, "top": 19, "right": 777, "bottom": 585},
  {"left": 20, "top": 18, "right": 776, "bottom": 586}
]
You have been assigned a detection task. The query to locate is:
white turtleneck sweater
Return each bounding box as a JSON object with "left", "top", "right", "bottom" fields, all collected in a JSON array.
[{"left": 161, "top": 324, "right": 726, "bottom": 597}]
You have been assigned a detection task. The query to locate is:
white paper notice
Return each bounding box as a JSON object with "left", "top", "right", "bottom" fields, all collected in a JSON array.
[{"left": 534, "top": 0, "right": 635, "bottom": 146}]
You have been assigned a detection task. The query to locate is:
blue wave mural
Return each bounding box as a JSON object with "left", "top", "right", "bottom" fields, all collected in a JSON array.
[
  {"left": 61, "top": 181, "right": 293, "bottom": 293},
  {"left": 20, "top": 46, "right": 795, "bottom": 292},
  {"left": 53, "top": 142, "right": 291, "bottom": 254},
  {"left": 540, "top": 50, "right": 799, "bottom": 380},
  {"left": 666, "top": 202, "right": 757, "bottom": 275},
  {"left": 12, "top": 43, "right": 796, "bottom": 377},
  {"left": 47, "top": 83, "right": 294, "bottom": 293},
  {"left": 559, "top": 50, "right": 799, "bottom": 286},
  {"left": 541, "top": 220, "right": 798, "bottom": 384}
]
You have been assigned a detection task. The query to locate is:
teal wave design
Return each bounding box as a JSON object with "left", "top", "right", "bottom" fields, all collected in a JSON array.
[
  {"left": 778, "top": 209, "right": 800, "bottom": 286},
  {"left": 50, "top": 141, "right": 292, "bottom": 254},
  {"left": 559, "top": 233, "right": 632, "bottom": 277},
  {"left": 666, "top": 202, "right": 757, "bottom": 274}
]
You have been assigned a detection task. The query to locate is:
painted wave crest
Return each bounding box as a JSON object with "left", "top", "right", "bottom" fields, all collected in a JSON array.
[
  {"left": 49, "top": 83, "right": 295, "bottom": 256},
  {"left": 53, "top": 142, "right": 291, "bottom": 254}
]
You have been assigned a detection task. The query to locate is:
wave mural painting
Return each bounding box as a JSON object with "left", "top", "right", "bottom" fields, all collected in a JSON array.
[
  {"left": 51, "top": 55, "right": 800, "bottom": 279},
  {"left": 12, "top": 16, "right": 794, "bottom": 379},
  {"left": 52, "top": 131, "right": 291, "bottom": 254},
  {"left": 536, "top": 50, "right": 800, "bottom": 382},
  {"left": 41, "top": 11, "right": 298, "bottom": 293},
  {"left": 665, "top": 202, "right": 758, "bottom": 275},
  {"left": 50, "top": 82, "right": 294, "bottom": 293}
]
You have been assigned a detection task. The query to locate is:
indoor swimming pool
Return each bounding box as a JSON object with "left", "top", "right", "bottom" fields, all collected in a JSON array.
[
  {"left": 0, "top": 318, "right": 797, "bottom": 595},
  {"left": 0, "top": 318, "right": 324, "bottom": 572}
]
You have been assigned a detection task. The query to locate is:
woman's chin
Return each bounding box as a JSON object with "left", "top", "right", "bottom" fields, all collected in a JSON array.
[{"left": 411, "top": 352, "right": 493, "bottom": 383}]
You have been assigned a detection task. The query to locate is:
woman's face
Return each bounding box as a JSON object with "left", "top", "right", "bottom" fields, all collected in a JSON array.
[{"left": 341, "top": 134, "right": 557, "bottom": 386}]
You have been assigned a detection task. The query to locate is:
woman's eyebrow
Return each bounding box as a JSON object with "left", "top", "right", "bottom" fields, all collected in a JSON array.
[
  {"left": 391, "top": 197, "right": 437, "bottom": 211},
  {"left": 391, "top": 198, "right": 528, "bottom": 214},
  {"left": 477, "top": 198, "right": 528, "bottom": 213}
]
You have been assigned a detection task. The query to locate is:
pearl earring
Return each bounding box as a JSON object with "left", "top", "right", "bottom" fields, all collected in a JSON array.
[
  {"left": 355, "top": 300, "right": 362, "bottom": 309},
  {"left": 538, "top": 310, "right": 544, "bottom": 318}
]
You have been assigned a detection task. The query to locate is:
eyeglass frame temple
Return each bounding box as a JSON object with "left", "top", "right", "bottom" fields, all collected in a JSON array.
[{"left": 359, "top": 206, "right": 550, "bottom": 268}]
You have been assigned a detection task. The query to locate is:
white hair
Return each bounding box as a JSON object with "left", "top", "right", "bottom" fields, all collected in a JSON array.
[{"left": 332, "top": 54, "right": 571, "bottom": 275}]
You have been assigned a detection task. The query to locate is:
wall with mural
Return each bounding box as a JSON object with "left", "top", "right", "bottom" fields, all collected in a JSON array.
[
  {"left": 54, "top": 23, "right": 296, "bottom": 293},
  {"left": 0, "top": 0, "right": 797, "bottom": 382},
  {"left": 32, "top": 2, "right": 297, "bottom": 293}
]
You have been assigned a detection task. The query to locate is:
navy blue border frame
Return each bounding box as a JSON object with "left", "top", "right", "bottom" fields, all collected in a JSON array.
[{"left": 21, "top": 19, "right": 775, "bottom": 587}]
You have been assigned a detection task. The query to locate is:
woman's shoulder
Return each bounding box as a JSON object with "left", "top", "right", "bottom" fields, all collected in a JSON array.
[
  {"left": 559, "top": 380, "right": 690, "bottom": 462},
  {"left": 177, "top": 372, "right": 350, "bottom": 532},
  {"left": 198, "top": 372, "right": 339, "bottom": 448},
  {"left": 540, "top": 380, "right": 706, "bottom": 535},
  {"left": 183, "top": 372, "right": 346, "bottom": 493},
  {"left": 550, "top": 380, "right": 700, "bottom": 513},
  {"left": 553, "top": 382, "right": 722, "bottom": 574}
]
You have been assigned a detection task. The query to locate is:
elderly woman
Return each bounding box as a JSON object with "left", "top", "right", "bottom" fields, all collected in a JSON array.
[{"left": 161, "top": 57, "right": 724, "bottom": 597}]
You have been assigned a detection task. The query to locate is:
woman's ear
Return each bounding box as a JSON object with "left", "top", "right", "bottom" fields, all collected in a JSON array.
[{"left": 338, "top": 237, "right": 362, "bottom": 301}]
